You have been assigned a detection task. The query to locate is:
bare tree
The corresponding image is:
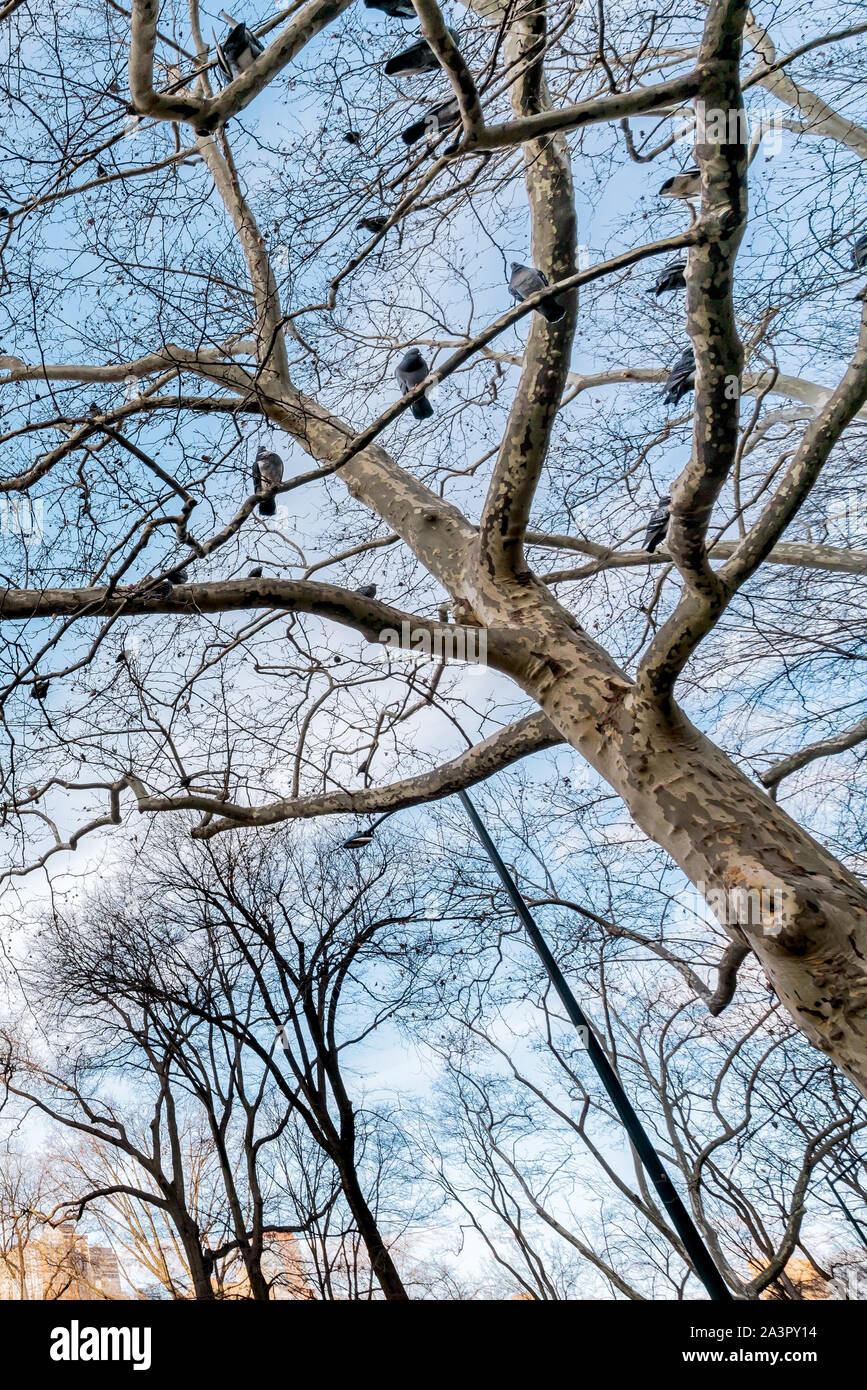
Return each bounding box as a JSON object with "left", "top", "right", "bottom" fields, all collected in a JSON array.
[
  {"left": 1, "top": 824, "right": 445, "bottom": 1297},
  {"left": 0, "top": 3, "right": 866, "bottom": 1103},
  {"left": 388, "top": 789, "right": 867, "bottom": 1298}
]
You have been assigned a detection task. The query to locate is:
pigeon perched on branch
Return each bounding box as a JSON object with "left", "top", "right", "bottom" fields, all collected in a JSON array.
[
  {"left": 395, "top": 349, "right": 435, "bottom": 420},
  {"left": 659, "top": 167, "right": 700, "bottom": 200},
  {"left": 357, "top": 215, "right": 389, "bottom": 234},
  {"left": 643, "top": 496, "right": 671, "bottom": 554},
  {"left": 385, "top": 29, "right": 459, "bottom": 77},
  {"left": 661, "top": 347, "right": 695, "bottom": 405},
  {"left": 365, "top": 0, "right": 416, "bottom": 16},
  {"left": 252, "top": 446, "right": 284, "bottom": 516},
  {"left": 30, "top": 679, "right": 50, "bottom": 701},
  {"left": 248, "top": 566, "right": 263, "bottom": 578},
  {"left": 852, "top": 233, "right": 867, "bottom": 270},
  {"left": 508, "top": 263, "right": 566, "bottom": 322},
  {"left": 355, "top": 584, "right": 377, "bottom": 598},
  {"left": 214, "top": 14, "right": 264, "bottom": 81},
  {"left": 649, "top": 261, "right": 686, "bottom": 296},
  {"left": 401, "top": 97, "right": 460, "bottom": 146}
]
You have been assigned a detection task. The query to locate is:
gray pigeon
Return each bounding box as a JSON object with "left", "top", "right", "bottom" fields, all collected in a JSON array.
[
  {"left": 395, "top": 349, "right": 434, "bottom": 419},
  {"left": 508, "top": 263, "right": 565, "bottom": 322},
  {"left": 385, "top": 28, "right": 459, "bottom": 77},
  {"left": 659, "top": 167, "right": 700, "bottom": 200},
  {"left": 148, "top": 580, "right": 174, "bottom": 599},
  {"left": 248, "top": 566, "right": 263, "bottom": 578},
  {"left": 30, "top": 679, "right": 49, "bottom": 701},
  {"left": 252, "top": 446, "right": 284, "bottom": 516},
  {"left": 643, "top": 496, "right": 671, "bottom": 553},
  {"left": 214, "top": 17, "right": 264, "bottom": 81},
  {"left": 365, "top": 0, "right": 416, "bottom": 15},
  {"left": 401, "top": 97, "right": 460, "bottom": 145},
  {"left": 355, "top": 583, "right": 377, "bottom": 598},
  {"left": 661, "top": 347, "right": 695, "bottom": 405},
  {"left": 649, "top": 261, "right": 686, "bottom": 296},
  {"left": 852, "top": 233, "right": 867, "bottom": 270},
  {"left": 357, "top": 215, "right": 388, "bottom": 233},
  {"left": 169, "top": 566, "right": 190, "bottom": 584}
]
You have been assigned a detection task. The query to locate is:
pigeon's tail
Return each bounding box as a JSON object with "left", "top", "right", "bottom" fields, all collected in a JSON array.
[
  {"left": 536, "top": 297, "right": 565, "bottom": 323},
  {"left": 401, "top": 116, "right": 427, "bottom": 145},
  {"left": 662, "top": 379, "right": 693, "bottom": 406},
  {"left": 385, "top": 55, "right": 417, "bottom": 76},
  {"left": 258, "top": 497, "right": 277, "bottom": 517},
  {"left": 411, "top": 394, "right": 434, "bottom": 420}
]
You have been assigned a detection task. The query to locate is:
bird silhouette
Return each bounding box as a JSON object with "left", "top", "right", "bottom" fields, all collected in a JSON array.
[
  {"left": 357, "top": 215, "right": 388, "bottom": 233},
  {"left": 659, "top": 167, "right": 700, "bottom": 200},
  {"left": 649, "top": 261, "right": 686, "bottom": 296},
  {"left": 30, "top": 679, "right": 50, "bottom": 701},
  {"left": 252, "top": 447, "right": 284, "bottom": 516},
  {"left": 643, "top": 497, "right": 671, "bottom": 553},
  {"left": 385, "top": 29, "right": 459, "bottom": 77},
  {"left": 364, "top": 0, "right": 416, "bottom": 16},
  {"left": 508, "top": 263, "right": 565, "bottom": 322},
  {"left": 661, "top": 347, "right": 696, "bottom": 405},
  {"left": 395, "top": 349, "right": 435, "bottom": 419},
  {"left": 401, "top": 97, "right": 460, "bottom": 145},
  {"left": 355, "top": 583, "right": 377, "bottom": 598},
  {"left": 214, "top": 16, "right": 264, "bottom": 81},
  {"left": 852, "top": 233, "right": 867, "bottom": 270}
]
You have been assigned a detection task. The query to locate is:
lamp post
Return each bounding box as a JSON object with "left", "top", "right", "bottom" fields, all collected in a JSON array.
[
  {"left": 341, "top": 789, "right": 733, "bottom": 1301},
  {"left": 827, "top": 1151, "right": 867, "bottom": 1251}
]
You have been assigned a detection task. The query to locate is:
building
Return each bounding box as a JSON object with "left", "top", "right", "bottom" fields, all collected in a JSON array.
[
  {"left": 219, "top": 1231, "right": 315, "bottom": 1300},
  {"left": 0, "top": 1224, "right": 123, "bottom": 1300}
]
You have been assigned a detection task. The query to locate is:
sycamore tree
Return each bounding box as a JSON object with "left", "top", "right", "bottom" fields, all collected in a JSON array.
[{"left": 1, "top": 0, "right": 867, "bottom": 1094}]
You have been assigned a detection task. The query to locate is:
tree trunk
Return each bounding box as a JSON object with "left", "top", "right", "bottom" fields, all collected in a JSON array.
[
  {"left": 177, "top": 1225, "right": 215, "bottom": 1301},
  {"left": 335, "top": 1158, "right": 409, "bottom": 1300},
  {"left": 485, "top": 579, "right": 867, "bottom": 1093}
]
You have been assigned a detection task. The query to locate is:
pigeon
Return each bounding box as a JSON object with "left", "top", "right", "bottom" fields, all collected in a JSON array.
[
  {"left": 87, "top": 401, "right": 101, "bottom": 418},
  {"left": 357, "top": 215, "right": 389, "bottom": 234},
  {"left": 661, "top": 347, "right": 696, "bottom": 405},
  {"left": 649, "top": 260, "right": 687, "bottom": 296},
  {"left": 148, "top": 580, "right": 174, "bottom": 599},
  {"left": 643, "top": 496, "right": 671, "bottom": 554},
  {"left": 852, "top": 233, "right": 867, "bottom": 270},
  {"left": 508, "top": 263, "right": 565, "bottom": 322},
  {"left": 659, "top": 167, "right": 700, "bottom": 200},
  {"left": 355, "top": 584, "right": 377, "bottom": 598},
  {"left": 30, "top": 679, "right": 49, "bottom": 701},
  {"left": 364, "top": 0, "right": 416, "bottom": 16},
  {"left": 169, "top": 566, "right": 190, "bottom": 584},
  {"left": 395, "top": 349, "right": 435, "bottom": 419},
  {"left": 344, "top": 130, "right": 362, "bottom": 145},
  {"left": 214, "top": 16, "right": 264, "bottom": 81},
  {"left": 385, "top": 28, "right": 459, "bottom": 77},
  {"left": 248, "top": 566, "right": 263, "bottom": 578},
  {"left": 252, "top": 446, "right": 284, "bottom": 516},
  {"left": 401, "top": 97, "right": 460, "bottom": 146}
]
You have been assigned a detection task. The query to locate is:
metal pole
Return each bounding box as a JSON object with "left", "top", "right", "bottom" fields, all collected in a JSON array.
[
  {"left": 827, "top": 1152, "right": 867, "bottom": 1251},
  {"left": 457, "top": 788, "right": 733, "bottom": 1301}
]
